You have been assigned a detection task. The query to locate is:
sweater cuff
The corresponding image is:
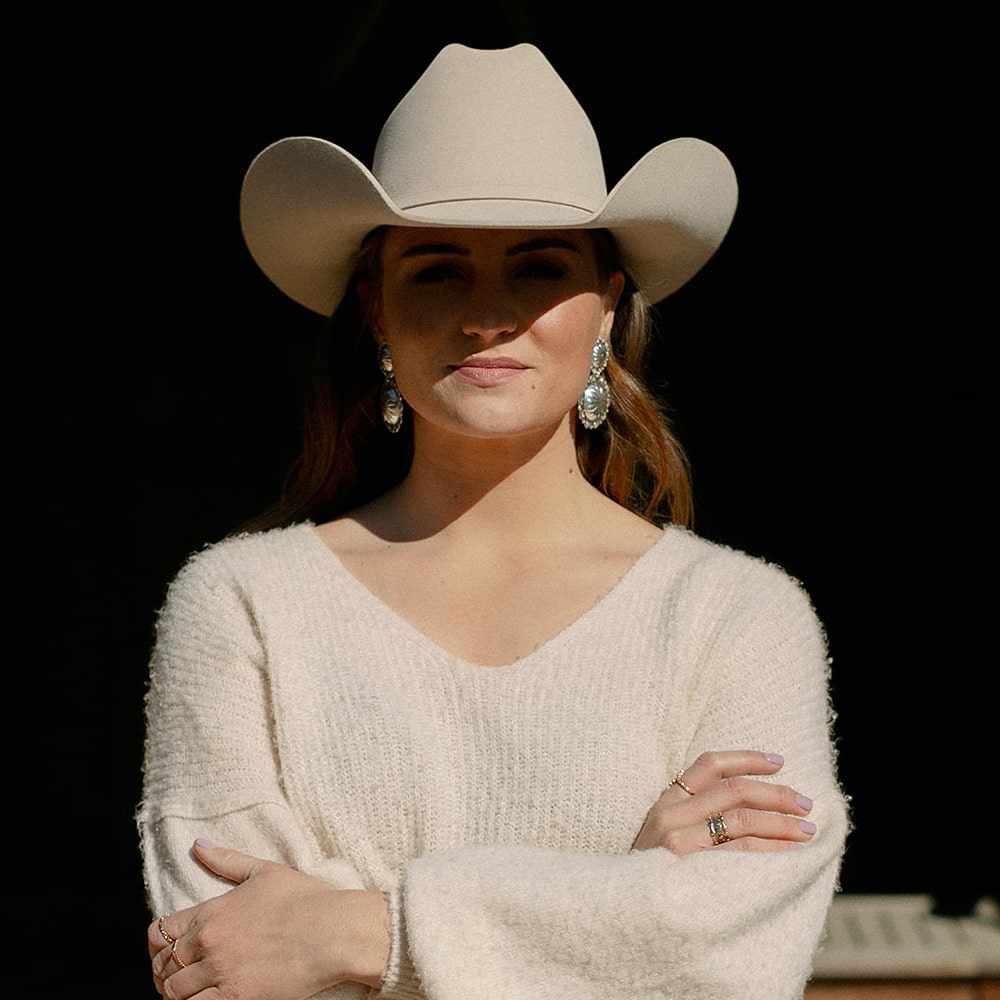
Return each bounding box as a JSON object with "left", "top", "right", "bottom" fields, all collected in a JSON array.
[{"left": 375, "top": 886, "right": 423, "bottom": 999}]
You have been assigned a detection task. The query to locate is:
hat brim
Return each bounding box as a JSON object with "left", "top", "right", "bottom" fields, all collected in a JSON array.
[{"left": 240, "top": 135, "right": 737, "bottom": 315}]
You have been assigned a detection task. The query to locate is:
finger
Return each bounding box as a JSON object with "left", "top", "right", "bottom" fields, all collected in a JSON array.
[
  {"left": 650, "top": 804, "right": 816, "bottom": 856},
  {"left": 649, "top": 778, "right": 812, "bottom": 847},
  {"left": 717, "top": 835, "right": 811, "bottom": 853},
  {"left": 695, "top": 776, "right": 813, "bottom": 821},
  {"left": 667, "top": 750, "right": 785, "bottom": 797},
  {"left": 164, "top": 937, "right": 193, "bottom": 975},
  {"left": 707, "top": 807, "right": 817, "bottom": 846},
  {"left": 192, "top": 838, "right": 271, "bottom": 885},
  {"left": 151, "top": 967, "right": 167, "bottom": 997},
  {"left": 152, "top": 935, "right": 196, "bottom": 986},
  {"left": 148, "top": 913, "right": 178, "bottom": 958}
]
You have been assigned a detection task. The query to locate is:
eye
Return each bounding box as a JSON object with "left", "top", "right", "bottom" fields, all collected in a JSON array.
[
  {"left": 414, "top": 264, "right": 464, "bottom": 283},
  {"left": 516, "top": 260, "right": 566, "bottom": 280}
]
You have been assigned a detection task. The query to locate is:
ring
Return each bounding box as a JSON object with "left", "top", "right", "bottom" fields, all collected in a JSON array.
[
  {"left": 669, "top": 769, "right": 696, "bottom": 796},
  {"left": 158, "top": 914, "right": 175, "bottom": 945},
  {"left": 707, "top": 813, "right": 731, "bottom": 845},
  {"left": 170, "top": 940, "right": 187, "bottom": 970}
]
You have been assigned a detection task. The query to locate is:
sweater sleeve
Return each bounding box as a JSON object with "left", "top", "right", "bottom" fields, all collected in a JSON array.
[
  {"left": 382, "top": 558, "right": 848, "bottom": 1000},
  {"left": 137, "top": 547, "right": 411, "bottom": 1000}
]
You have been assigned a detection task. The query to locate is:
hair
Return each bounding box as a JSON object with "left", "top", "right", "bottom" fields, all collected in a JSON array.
[{"left": 243, "top": 227, "right": 693, "bottom": 532}]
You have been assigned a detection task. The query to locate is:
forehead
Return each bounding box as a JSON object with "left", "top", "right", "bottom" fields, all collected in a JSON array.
[{"left": 381, "top": 226, "right": 596, "bottom": 258}]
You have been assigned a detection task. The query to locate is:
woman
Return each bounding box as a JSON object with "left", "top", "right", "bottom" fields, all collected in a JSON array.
[{"left": 141, "top": 43, "right": 847, "bottom": 999}]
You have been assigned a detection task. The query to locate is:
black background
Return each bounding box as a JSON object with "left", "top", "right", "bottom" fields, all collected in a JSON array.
[{"left": 10, "top": 4, "right": 993, "bottom": 995}]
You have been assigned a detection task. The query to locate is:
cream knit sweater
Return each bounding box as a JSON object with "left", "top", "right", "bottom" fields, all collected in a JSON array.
[{"left": 139, "top": 522, "right": 847, "bottom": 1000}]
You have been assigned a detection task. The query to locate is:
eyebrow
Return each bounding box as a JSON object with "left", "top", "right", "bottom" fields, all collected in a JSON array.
[
  {"left": 506, "top": 237, "right": 583, "bottom": 257},
  {"left": 399, "top": 237, "right": 584, "bottom": 258},
  {"left": 400, "top": 242, "right": 468, "bottom": 258}
]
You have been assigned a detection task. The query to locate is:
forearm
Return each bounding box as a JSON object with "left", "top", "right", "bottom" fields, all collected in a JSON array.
[
  {"left": 140, "top": 802, "right": 368, "bottom": 917},
  {"left": 396, "top": 814, "right": 845, "bottom": 1000}
]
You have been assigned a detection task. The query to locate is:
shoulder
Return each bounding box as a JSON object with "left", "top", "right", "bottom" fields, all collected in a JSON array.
[
  {"left": 649, "top": 525, "right": 820, "bottom": 632},
  {"left": 167, "top": 522, "right": 318, "bottom": 594},
  {"left": 156, "top": 523, "right": 320, "bottom": 632},
  {"left": 651, "top": 530, "right": 831, "bottom": 707},
  {"left": 657, "top": 524, "right": 807, "bottom": 589},
  {"left": 151, "top": 524, "right": 330, "bottom": 678}
]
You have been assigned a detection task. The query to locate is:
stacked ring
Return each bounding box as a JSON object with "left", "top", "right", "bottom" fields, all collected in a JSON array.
[
  {"left": 669, "top": 770, "right": 696, "bottom": 796},
  {"left": 157, "top": 915, "right": 175, "bottom": 945},
  {"left": 170, "top": 940, "right": 187, "bottom": 969},
  {"left": 707, "top": 813, "right": 731, "bottom": 845}
]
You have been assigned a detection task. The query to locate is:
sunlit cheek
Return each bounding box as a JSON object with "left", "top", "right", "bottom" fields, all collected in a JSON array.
[{"left": 535, "top": 293, "right": 608, "bottom": 352}]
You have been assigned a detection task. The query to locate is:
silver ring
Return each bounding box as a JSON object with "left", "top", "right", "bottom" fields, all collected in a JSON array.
[{"left": 707, "top": 813, "right": 731, "bottom": 845}]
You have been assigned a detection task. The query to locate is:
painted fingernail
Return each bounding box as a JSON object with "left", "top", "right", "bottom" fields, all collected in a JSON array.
[
  {"left": 765, "top": 753, "right": 784, "bottom": 765},
  {"left": 799, "top": 820, "right": 817, "bottom": 836},
  {"left": 195, "top": 837, "right": 217, "bottom": 849},
  {"left": 795, "top": 794, "right": 813, "bottom": 811}
]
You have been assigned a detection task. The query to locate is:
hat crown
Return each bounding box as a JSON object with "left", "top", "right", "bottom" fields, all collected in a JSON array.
[{"left": 372, "top": 44, "right": 607, "bottom": 216}]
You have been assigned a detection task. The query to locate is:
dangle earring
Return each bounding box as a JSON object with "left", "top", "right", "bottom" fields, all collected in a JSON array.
[
  {"left": 378, "top": 342, "right": 404, "bottom": 433},
  {"left": 577, "top": 337, "right": 611, "bottom": 430}
]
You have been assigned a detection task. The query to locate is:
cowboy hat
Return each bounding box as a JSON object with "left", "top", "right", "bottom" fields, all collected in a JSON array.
[{"left": 240, "top": 43, "right": 738, "bottom": 315}]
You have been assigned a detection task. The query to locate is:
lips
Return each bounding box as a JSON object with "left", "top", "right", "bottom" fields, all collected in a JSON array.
[
  {"left": 456, "top": 355, "right": 528, "bottom": 369},
  {"left": 451, "top": 355, "right": 529, "bottom": 386}
]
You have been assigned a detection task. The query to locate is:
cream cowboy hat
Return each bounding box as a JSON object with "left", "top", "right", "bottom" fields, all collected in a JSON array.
[{"left": 240, "top": 43, "right": 738, "bottom": 315}]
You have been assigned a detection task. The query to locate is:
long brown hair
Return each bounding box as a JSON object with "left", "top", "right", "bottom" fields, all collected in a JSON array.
[{"left": 243, "top": 227, "right": 692, "bottom": 531}]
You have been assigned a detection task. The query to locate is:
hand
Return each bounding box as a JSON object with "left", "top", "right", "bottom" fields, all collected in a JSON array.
[
  {"left": 148, "top": 840, "right": 389, "bottom": 1000},
  {"left": 632, "top": 750, "right": 816, "bottom": 855}
]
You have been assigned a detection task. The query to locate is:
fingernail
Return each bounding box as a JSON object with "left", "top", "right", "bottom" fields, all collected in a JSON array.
[
  {"left": 764, "top": 753, "right": 784, "bottom": 765},
  {"left": 195, "top": 837, "right": 216, "bottom": 849},
  {"left": 799, "top": 820, "right": 817, "bottom": 836},
  {"left": 795, "top": 794, "right": 813, "bottom": 811}
]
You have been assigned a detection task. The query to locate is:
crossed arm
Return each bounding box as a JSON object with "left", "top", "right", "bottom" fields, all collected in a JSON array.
[{"left": 148, "top": 749, "right": 820, "bottom": 1000}]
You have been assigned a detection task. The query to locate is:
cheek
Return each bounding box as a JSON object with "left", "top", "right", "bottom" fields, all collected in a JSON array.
[
  {"left": 535, "top": 294, "right": 609, "bottom": 359},
  {"left": 380, "top": 296, "right": 458, "bottom": 355},
  {"left": 378, "top": 291, "right": 416, "bottom": 338}
]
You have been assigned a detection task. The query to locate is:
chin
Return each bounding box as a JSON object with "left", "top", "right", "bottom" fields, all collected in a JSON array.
[{"left": 419, "top": 406, "right": 574, "bottom": 443}]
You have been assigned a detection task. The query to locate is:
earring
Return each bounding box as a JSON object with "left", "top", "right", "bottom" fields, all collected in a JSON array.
[
  {"left": 378, "top": 342, "right": 404, "bottom": 433},
  {"left": 577, "top": 337, "right": 611, "bottom": 430}
]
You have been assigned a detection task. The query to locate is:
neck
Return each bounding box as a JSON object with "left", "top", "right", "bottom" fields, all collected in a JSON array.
[{"left": 367, "top": 415, "right": 608, "bottom": 544}]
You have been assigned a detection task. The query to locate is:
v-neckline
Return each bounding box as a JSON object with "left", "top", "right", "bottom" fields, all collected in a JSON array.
[{"left": 304, "top": 523, "right": 669, "bottom": 669}]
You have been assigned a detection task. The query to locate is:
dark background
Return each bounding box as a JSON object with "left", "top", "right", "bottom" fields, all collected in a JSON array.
[{"left": 11, "top": 4, "right": 992, "bottom": 995}]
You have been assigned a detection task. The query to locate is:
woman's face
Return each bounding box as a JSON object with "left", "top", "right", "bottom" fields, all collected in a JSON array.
[{"left": 363, "top": 227, "right": 623, "bottom": 442}]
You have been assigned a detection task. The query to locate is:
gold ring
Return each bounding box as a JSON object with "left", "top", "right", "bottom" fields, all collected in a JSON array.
[
  {"left": 158, "top": 914, "right": 175, "bottom": 945},
  {"left": 707, "top": 813, "right": 731, "bottom": 845},
  {"left": 669, "top": 769, "right": 696, "bottom": 796},
  {"left": 170, "top": 939, "right": 187, "bottom": 969}
]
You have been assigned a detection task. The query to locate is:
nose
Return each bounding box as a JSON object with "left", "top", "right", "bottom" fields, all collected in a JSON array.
[{"left": 460, "top": 279, "right": 519, "bottom": 339}]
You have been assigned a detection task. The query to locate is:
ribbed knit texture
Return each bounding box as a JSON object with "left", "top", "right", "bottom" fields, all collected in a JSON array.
[{"left": 139, "top": 522, "right": 847, "bottom": 999}]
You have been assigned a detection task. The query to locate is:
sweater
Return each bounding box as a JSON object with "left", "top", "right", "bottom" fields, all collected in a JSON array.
[{"left": 139, "top": 522, "right": 847, "bottom": 1000}]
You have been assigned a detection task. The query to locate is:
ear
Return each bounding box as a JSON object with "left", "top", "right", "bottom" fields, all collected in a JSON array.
[{"left": 601, "top": 270, "right": 625, "bottom": 336}]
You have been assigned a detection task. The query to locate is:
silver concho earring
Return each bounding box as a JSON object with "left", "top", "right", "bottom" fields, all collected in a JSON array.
[
  {"left": 378, "top": 342, "right": 404, "bottom": 433},
  {"left": 577, "top": 337, "right": 611, "bottom": 430}
]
